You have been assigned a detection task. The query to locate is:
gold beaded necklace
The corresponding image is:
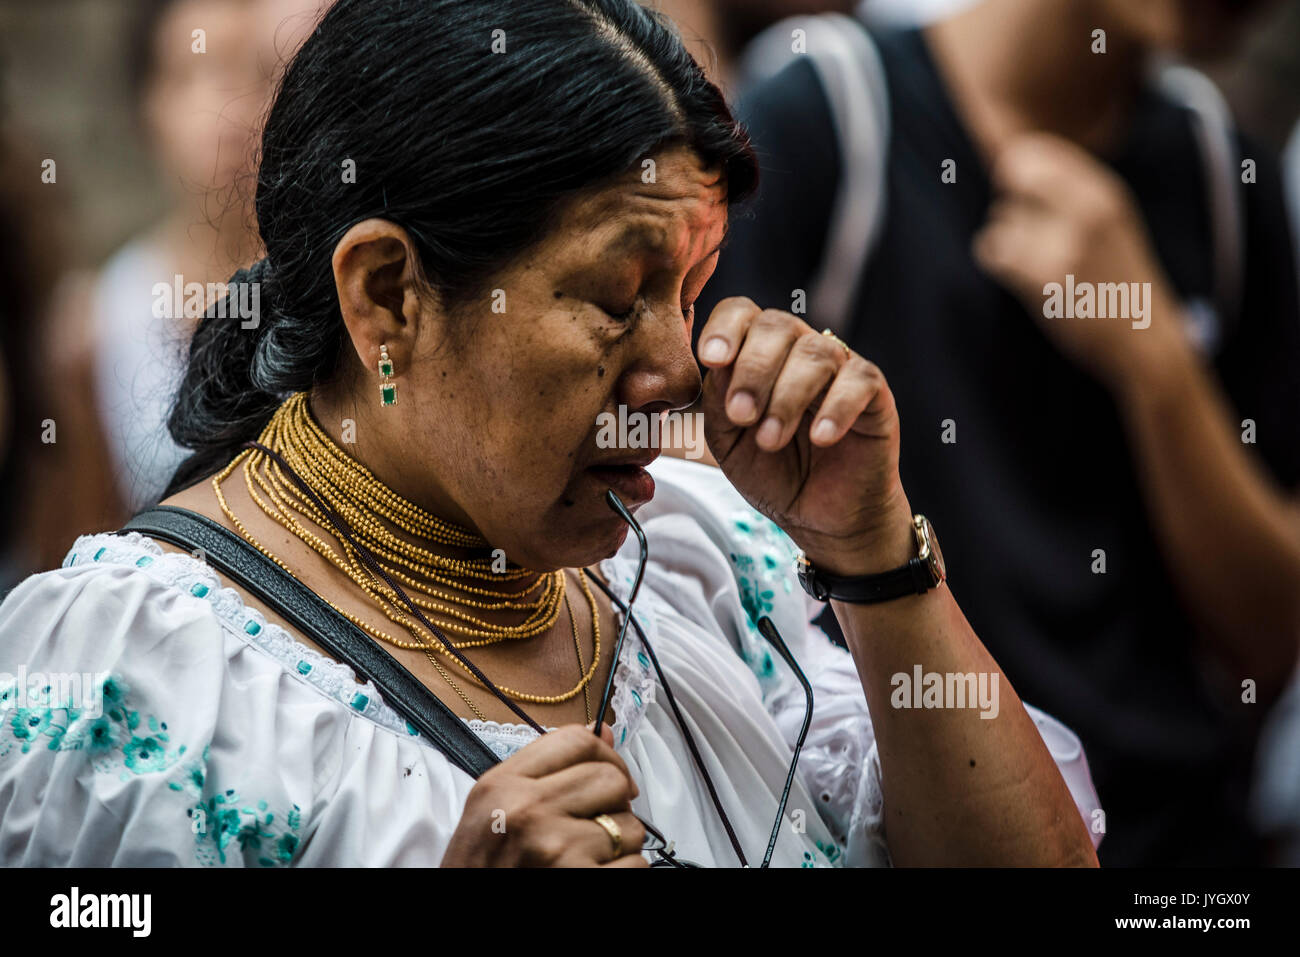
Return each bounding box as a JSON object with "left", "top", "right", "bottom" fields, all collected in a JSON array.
[{"left": 212, "top": 392, "right": 600, "bottom": 722}]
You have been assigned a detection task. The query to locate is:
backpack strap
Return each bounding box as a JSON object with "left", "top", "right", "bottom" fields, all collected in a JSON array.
[
  {"left": 737, "top": 12, "right": 890, "bottom": 336},
  {"left": 120, "top": 505, "right": 501, "bottom": 779},
  {"left": 1154, "top": 62, "right": 1245, "bottom": 349}
]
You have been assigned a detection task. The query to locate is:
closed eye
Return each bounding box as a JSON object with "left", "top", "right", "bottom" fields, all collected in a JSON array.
[
  {"left": 605, "top": 300, "right": 638, "bottom": 322},
  {"left": 605, "top": 298, "right": 695, "bottom": 323}
]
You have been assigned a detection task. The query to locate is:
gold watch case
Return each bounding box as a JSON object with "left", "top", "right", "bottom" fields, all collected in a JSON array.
[{"left": 912, "top": 514, "right": 946, "bottom": 586}]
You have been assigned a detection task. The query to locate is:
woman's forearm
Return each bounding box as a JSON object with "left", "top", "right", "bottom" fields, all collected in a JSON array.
[{"left": 819, "top": 508, "right": 1097, "bottom": 867}]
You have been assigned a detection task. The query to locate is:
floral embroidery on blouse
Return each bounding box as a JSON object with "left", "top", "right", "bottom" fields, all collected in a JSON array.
[
  {"left": 726, "top": 508, "right": 801, "bottom": 699},
  {"left": 187, "top": 782, "right": 302, "bottom": 867},
  {"left": 0, "top": 671, "right": 304, "bottom": 867},
  {"left": 169, "top": 745, "right": 303, "bottom": 868},
  {"left": 0, "top": 672, "right": 186, "bottom": 778}
]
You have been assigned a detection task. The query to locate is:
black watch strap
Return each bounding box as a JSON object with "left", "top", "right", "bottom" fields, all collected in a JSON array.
[{"left": 797, "top": 556, "right": 935, "bottom": 604}]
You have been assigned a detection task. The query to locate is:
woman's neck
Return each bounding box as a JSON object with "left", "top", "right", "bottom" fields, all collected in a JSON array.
[
  {"left": 302, "top": 389, "right": 547, "bottom": 603},
  {"left": 925, "top": 0, "right": 1148, "bottom": 158}
]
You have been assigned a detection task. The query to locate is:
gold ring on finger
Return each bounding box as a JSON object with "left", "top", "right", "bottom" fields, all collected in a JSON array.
[
  {"left": 821, "top": 327, "right": 851, "bottom": 358},
  {"left": 593, "top": 813, "right": 622, "bottom": 857}
]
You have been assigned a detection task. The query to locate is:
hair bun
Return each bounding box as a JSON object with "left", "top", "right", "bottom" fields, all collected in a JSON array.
[{"left": 231, "top": 257, "right": 273, "bottom": 286}]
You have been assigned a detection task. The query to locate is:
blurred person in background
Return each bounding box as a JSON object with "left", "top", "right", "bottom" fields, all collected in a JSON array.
[
  {"left": 0, "top": 36, "right": 131, "bottom": 583},
  {"left": 49, "top": 0, "right": 270, "bottom": 532},
  {"left": 1249, "top": 106, "right": 1300, "bottom": 867},
  {"left": 654, "top": 0, "right": 859, "bottom": 88},
  {"left": 699, "top": 0, "right": 1300, "bottom": 865}
]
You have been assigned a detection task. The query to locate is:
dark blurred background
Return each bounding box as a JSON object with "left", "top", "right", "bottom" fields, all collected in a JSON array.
[{"left": 2, "top": 0, "right": 1296, "bottom": 269}]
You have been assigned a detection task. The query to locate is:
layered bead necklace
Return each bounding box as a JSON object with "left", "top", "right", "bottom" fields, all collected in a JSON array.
[{"left": 212, "top": 392, "right": 599, "bottom": 723}]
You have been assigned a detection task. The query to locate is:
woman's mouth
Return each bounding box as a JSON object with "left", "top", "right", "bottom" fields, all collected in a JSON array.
[{"left": 586, "top": 463, "right": 656, "bottom": 504}]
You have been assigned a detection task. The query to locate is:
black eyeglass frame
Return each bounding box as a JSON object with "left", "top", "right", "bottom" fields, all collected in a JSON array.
[{"left": 591, "top": 490, "right": 815, "bottom": 869}]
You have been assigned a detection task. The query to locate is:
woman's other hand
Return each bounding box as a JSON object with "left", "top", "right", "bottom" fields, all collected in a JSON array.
[
  {"left": 441, "top": 723, "right": 648, "bottom": 867},
  {"left": 697, "top": 298, "right": 914, "bottom": 576}
]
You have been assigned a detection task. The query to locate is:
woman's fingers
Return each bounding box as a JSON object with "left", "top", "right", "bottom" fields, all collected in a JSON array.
[
  {"left": 537, "top": 760, "right": 637, "bottom": 817},
  {"left": 575, "top": 811, "right": 646, "bottom": 864},
  {"left": 808, "top": 356, "right": 885, "bottom": 445},
  {"left": 699, "top": 298, "right": 804, "bottom": 427},
  {"left": 757, "top": 331, "right": 848, "bottom": 450},
  {"left": 600, "top": 852, "right": 652, "bottom": 868},
  {"left": 504, "top": 723, "right": 634, "bottom": 790},
  {"left": 696, "top": 296, "right": 757, "bottom": 367},
  {"left": 724, "top": 309, "right": 801, "bottom": 427},
  {"left": 698, "top": 297, "right": 879, "bottom": 451}
]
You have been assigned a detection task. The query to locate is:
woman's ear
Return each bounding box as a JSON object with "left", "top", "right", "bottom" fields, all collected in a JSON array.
[{"left": 331, "top": 218, "right": 430, "bottom": 376}]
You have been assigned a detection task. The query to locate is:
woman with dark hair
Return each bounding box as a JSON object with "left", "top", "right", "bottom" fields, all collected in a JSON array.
[{"left": 0, "top": 0, "right": 1098, "bottom": 867}]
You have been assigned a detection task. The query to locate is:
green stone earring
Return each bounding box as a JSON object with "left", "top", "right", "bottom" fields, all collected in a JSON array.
[{"left": 379, "top": 344, "right": 396, "bottom": 406}]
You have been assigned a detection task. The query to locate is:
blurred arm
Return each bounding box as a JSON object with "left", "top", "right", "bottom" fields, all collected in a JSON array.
[{"left": 1113, "top": 310, "right": 1300, "bottom": 696}]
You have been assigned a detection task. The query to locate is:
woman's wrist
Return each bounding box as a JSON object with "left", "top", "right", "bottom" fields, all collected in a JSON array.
[{"left": 794, "top": 496, "right": 917, "bottom": 578}]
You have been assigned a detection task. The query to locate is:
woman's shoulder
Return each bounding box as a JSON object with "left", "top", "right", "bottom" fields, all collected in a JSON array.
[
  {"left": 0, "top": 532, "right": 423, "bottom": 743},
  {"left": 0, "top": 532, "right": 471, "bottom": 866},
  {"left": 0, "top": 533, "right": 230, "bottom": 674}
]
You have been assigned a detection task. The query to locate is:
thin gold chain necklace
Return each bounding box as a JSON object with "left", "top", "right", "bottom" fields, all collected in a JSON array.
[{"left": 211, "top": 392, "right": 601, "bottom": 719}]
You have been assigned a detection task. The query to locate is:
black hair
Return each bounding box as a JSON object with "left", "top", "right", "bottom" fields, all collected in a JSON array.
[{"left": 164, "top": 0, "right": 758, "bottom": 497}]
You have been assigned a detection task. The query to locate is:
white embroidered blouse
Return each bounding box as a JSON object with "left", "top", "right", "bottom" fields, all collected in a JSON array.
[{"left": 0, "top": 456, "right": 1101, "bottom": 867}]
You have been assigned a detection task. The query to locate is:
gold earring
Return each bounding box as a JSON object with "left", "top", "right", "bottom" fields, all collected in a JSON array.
[{"left": 379, "top": 344, "right": 396, "bottom": 406}]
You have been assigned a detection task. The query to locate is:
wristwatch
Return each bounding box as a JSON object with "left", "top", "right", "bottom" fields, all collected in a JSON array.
[{"left": 796, "top": 514, "right": 946, "bottom": 604}]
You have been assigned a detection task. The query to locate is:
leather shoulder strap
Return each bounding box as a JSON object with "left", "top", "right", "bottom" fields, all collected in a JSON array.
[{"left": 121, "top": 506, "right": 501, "bottom": 779}]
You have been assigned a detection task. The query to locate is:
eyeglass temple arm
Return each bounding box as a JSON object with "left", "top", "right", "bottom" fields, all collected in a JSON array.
[
  {"left": 594, "top": 491, "right": 751, "bottom": 867},
  {"left": 591, "top": 490, "right": 647, "bottom": 733},
  {"left": 755, "top": 615, "right": 815, "bottom": 869}
]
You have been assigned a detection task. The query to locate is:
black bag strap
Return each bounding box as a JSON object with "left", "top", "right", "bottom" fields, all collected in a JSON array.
[{"left": 121, "top": 505, "right": 501, "bottom": 779}]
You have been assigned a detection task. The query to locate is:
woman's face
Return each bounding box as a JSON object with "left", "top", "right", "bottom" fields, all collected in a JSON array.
[{"left": 344, "top": 146, "right": 729, "bottom": 572}]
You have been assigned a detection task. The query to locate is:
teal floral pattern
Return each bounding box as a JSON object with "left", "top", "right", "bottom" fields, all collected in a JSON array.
[
  {"left": 0, "top": 672, "right": 304, "bottom": 867},
  {"left": 172, "top": 744, "right": 303, "bottom": 867},
  {"left": 725, "top": 508, "right": 801, "bottom": 699},
  {"left": 0, "top": 672, "right": 189, "bottom": 780},
  {"left": 816, "top": 839, "right": 842, "bottom": 865},
  {"left": 187, "top": 784, "right": 303, "bottom": 868}
]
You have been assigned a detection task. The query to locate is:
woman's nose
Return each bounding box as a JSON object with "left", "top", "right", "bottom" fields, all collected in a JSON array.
[{"left": 617, "top": 307, "right": 703, "bottom": 414}]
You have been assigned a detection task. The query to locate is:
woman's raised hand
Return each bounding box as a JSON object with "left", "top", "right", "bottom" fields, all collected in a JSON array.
[
  {"left": 441, "top": 723, "right": 648, "bottom": 867},
  {"left": 697, "top": 298, "right": 913, "bottom": 576}
]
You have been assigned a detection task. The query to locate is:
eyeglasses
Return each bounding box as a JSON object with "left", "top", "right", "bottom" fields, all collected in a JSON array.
[{"left": 590, "top": 490, "right": 814, "bottom": 869}]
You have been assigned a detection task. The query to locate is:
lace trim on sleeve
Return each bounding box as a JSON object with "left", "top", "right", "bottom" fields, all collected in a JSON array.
[{"left": 64, "top": 533, "right": 420, "bottom": 742}]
